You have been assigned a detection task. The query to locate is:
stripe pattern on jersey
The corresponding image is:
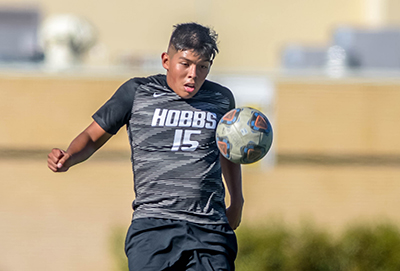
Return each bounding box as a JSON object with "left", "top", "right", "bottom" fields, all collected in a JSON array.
[
  {"left": 128, "top": 76, "right": 234, "bottom": 224},
  {"left": 94, "top": 74, "right": 235, "bottom": 224}
]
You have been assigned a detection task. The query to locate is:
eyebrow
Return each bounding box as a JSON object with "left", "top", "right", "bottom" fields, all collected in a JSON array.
[{"left": 178, "top": 57, "right": 211, "bottom": 64}]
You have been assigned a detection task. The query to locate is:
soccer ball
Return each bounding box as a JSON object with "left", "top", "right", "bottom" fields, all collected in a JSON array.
[{"left": 216, "top": 107, "right": 273, "bottom": 164}]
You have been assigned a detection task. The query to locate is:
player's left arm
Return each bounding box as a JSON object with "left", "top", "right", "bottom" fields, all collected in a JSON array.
[{"left": 220, "top": 154, "right": 244, "bottom": 230}]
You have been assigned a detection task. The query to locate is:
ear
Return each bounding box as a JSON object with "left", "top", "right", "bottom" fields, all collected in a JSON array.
[{"left": 161, "top": 52, "right": 169, "bottom": 70}]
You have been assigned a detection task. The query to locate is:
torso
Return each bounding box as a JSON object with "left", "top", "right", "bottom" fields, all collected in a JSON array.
[{"left": 127, "top": 75, "right": 234, "bottom": 224}]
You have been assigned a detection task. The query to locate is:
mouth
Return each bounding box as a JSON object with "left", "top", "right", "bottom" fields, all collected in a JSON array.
[{"left": 184, "top": 83, "right": 195, "bottom": 93}]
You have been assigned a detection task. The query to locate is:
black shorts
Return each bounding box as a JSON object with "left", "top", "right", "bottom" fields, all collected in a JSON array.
[{"left": 124, "top": 218, "right": 238, "bottom": 271}]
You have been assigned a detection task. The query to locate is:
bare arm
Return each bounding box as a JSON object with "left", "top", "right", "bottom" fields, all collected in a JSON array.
[
  {"left": 47, "top": 121, "right": 112, "bottom": 172},
  {"left": 220, "top": 154, "right": 244, "bottom": 230}
]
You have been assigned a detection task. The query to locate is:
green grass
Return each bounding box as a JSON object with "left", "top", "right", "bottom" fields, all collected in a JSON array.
[
  {"left": 236, "top": 221, "right": 400, "bottom": 271},
  {"left": 109, "top": 221, "right": 400, "bottom": 271}
]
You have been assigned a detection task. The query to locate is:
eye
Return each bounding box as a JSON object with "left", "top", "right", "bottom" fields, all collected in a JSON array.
[{"left": 180, "top": 62, "right": 189, "bottom": 66}]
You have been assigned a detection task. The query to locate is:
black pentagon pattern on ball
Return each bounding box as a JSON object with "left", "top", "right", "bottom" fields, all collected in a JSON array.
[
  {"left": 216, "top": 136, "right": 232, "bottom": 159},
  {"left": 220, "top": 108, "right": 241, "bottom": 125},
  {"left": 240, "top": 143, "right": 266, "bottom": 164},
  {"left": 248, "top": 111, "right": 271, "bottom": 133}
]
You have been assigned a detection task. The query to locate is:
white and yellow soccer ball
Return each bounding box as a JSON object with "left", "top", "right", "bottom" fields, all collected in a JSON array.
[{"left": 216, "top": 107, "right": 273, "bottom": 164}]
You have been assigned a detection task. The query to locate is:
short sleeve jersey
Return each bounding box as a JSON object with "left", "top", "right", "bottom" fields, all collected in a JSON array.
[{"left": 93, "top": 74, "right": 235, "bottom": 224}]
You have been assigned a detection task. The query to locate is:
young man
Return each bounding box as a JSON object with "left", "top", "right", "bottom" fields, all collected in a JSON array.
[{"left": 48, "top": 23, "right": 244, "bottom": 270}]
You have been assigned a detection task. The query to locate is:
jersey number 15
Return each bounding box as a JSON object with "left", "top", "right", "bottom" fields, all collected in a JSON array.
[{"left": 171, "top": 129, "right": 201, "bottom": 151}]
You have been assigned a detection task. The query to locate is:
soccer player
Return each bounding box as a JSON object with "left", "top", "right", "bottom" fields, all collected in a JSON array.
[{"left": 47, "top": 22, "right": 243, "bottom": 270}]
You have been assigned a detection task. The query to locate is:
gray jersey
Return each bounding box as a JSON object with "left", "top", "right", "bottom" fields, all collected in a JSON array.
[{"left": 93, "top": 74, "right": 235, "bottom": 224}]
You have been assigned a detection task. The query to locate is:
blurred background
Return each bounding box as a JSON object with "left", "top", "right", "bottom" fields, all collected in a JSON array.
[{"left": 1, "top": 0, "right": 400, "bottom": 270}]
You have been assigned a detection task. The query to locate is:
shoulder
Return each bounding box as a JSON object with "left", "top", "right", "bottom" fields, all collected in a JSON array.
[
  {"left": 128, "top": 74, "right": 167, "bottom": 88},
  {"left": 123, "top": 76, "right": 151, "bottom": 89},
  {"left": 202, "top": 79, "right": 235, "bottom": 108},
  {"left": 115, "top": 75, "right": 166, "bottom": 97},
  {"left": 202, "top": 79, "right": 232, "bottom": 94}
]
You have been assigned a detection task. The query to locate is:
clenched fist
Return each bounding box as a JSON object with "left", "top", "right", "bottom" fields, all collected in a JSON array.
[{"left": 47, "top": 148, "right": 72, "bottom": 172}]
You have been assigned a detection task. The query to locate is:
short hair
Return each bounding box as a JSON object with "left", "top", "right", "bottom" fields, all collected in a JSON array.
[{"left": 168, "top": 22, "right": 219, "bottom": 61}]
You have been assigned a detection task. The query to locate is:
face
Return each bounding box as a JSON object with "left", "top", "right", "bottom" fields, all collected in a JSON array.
[{"left": 162, "top": 49, "right": 212, "bottom": 99}]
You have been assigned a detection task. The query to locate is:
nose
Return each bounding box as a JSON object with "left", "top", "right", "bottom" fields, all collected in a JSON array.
[{"left": 188, "top": 64, "right": 197, "bottom": 79}]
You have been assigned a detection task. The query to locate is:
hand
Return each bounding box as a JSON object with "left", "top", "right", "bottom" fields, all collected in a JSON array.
[
  {"left": 226, "top": 203, "right": 243, "bottom": 230},
  {"left": 47, "top": 148, "right": 72, "bottom": 172}
]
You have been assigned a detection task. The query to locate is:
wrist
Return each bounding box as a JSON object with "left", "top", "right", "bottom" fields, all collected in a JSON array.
[
  {"left": 63, "top": 151, "right": 74, "bottom": 167},
  {"left": 229, "top": 197, "right": 244, "bottom": 209}
]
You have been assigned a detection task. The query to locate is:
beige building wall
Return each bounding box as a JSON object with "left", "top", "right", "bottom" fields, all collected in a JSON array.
[
  {"left": 1, "top": 0, "right": 366, "bottom": 69},
  {"left": 386, "top": 0, "right": 400, "bottom": 25},
  {"left": 2, "top": 2, "right": 400, "bottom": 270},
  {"left": 2, "top": 74, "right": 400, "bottom": 270}
]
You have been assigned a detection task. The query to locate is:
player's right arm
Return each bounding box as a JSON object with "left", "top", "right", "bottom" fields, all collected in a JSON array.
[
  {"left": 47, "top": 121, "right": 112, "bottom": 172},
  {"left": 48, "top": 78, "right": 138, "bottom": 172}
]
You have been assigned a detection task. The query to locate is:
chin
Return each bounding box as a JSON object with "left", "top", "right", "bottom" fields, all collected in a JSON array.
[
  {"left": 178, "top": 90, "right": 196, "bottom": 99},
  {"left": 180, "top": 93, "right": 193, "bottom": 99}
]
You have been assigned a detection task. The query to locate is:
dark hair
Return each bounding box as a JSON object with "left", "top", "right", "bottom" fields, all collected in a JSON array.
[{"left": 168, "top": 23, "right": 219, "bottom": 61}]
